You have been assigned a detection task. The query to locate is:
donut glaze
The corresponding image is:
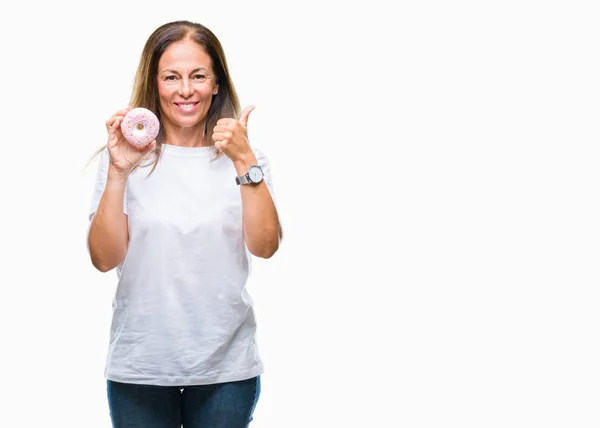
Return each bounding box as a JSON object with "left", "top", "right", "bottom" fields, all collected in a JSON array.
[{"left": 121, "top": 108, "right": 160, "bottom": 146}]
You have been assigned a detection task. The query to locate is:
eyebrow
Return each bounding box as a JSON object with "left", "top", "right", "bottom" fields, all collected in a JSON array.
[{"left": 161, "top": 67, "right": 209, "bottom": 74}]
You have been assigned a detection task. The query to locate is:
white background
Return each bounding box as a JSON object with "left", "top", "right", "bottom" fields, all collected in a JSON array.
[{"left": 0, "top": 0, "right": 598, "bottom": 427}]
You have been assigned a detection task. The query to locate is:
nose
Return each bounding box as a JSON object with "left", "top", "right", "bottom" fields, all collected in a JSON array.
[{"left": 178, "top": 77, "right": 194, "bottom": 98}]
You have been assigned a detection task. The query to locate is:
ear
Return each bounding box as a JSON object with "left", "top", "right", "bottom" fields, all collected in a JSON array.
[{"left": 213, "top": 84, "right": 219, "bottom": 96}]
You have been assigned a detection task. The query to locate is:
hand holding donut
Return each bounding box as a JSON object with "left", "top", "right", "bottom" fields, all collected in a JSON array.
[
  {"left": 212, "top": 106, "right": 255, "bottom": 162},
  {"left": 105, "top": 107, "right": 157, "bottom": 177}
]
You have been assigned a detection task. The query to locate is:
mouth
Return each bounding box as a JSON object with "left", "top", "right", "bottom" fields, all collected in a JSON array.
[{"left": 174, "top": 102, "right": 199, "bottom": 112}]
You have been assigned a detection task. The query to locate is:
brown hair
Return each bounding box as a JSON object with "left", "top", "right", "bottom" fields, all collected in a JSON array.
[{"left": 89, "top": 20, "right": 240, "bottom": 174}]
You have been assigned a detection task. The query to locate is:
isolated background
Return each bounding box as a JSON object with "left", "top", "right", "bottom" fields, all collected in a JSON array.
[{"left": 0, "top": 0, "right": 598, "bottom": 427}]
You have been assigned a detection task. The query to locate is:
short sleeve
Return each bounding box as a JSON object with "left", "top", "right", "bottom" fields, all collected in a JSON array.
[
  {"left": 253, "top": 148, "right": 282, "bottom": 236},
  {"left": 88, "top": 148, "right": 128, "bottom": 221},
  {"left": 253, "top": 147, "right": 277, "bottom": 206}
]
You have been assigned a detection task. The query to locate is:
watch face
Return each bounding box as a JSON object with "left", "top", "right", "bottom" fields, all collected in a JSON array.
[{"left": 248, "top": 166, "right": 263, "bottom": 183}]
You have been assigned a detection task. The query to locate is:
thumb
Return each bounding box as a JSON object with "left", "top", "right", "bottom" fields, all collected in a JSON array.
[
  {"left": 239, "top": 105, "right": 255, "bottom": 127},
  {"left": 143, "top": 140, "right": 156, "bottom": 154}
]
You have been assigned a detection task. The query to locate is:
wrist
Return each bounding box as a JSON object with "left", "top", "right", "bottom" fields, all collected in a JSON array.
[
  {"left": 107, "top": 165, "right": 129, "bottom": 183},
  {"left": 233, "top": 152, "right": 258, "bottom": 175}
]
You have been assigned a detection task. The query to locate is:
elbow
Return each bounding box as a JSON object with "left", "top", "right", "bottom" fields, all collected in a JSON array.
[
  {"left": 88, "top": 236, "right": 126, "bottom": 273},
  {"left": 91, "top": 257, "right": 115, "bottom": 273},
  {"left": 249, "top": 239, "right": 280, "bottom": 259},
  {"left": 89, "top": 247, "right": 124, "bottom": 272},
  {"left": 254, "top": 250, "right": 277, "bottom": 259},
  {"left": 96, "top": 265, "right": 112, "bottom": 273},
  {"left": 246, "top": 225, "right": 283, "bottom": 259},
  {"left": 257, "top": 247, "right": 277, "bottom": 259}
]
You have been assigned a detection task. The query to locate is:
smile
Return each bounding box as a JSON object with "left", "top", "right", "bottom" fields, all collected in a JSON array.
[{"left": 174, "top": 102, "right": 199, "bottom": 112}]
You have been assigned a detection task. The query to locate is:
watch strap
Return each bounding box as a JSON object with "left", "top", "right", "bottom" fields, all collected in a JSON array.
[{"left": 235, "top": 173, "right": 251, "bottom": 185}]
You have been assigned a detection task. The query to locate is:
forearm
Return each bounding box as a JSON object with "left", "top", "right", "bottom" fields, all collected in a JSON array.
[
  {"left": 88, "top": 170, "right": 129, "bottom": 272},
  {"left": 234, "top": 155, "right": 281, "bottom": 259}
]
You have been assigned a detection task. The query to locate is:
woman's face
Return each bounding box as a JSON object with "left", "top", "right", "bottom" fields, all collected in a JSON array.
[{"left": 156, "top": 38, "right": 219, "bottom": 131}]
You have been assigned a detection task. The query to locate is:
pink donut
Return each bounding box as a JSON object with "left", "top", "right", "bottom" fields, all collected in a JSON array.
[{"left": 121, "top": 107, "right": 160, "bottom": 146}]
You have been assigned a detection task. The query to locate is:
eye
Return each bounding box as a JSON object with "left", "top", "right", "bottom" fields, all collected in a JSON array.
[
  {"left": 165, "top": 75, "right": 177, "bottom": 81},
  {"left": 193, "top": 74, "right": 207, "bottom": 81}
]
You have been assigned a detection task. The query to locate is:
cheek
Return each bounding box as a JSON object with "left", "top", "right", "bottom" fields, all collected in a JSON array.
[
  {"left": 194, "top": 90, "right": 216, "bottom": 113},
  {"left": 157, "top": 85, "right": 173, "bottom": 106},
  {"left": 198, "top": 87, "right": 215, "bottom": 102}
]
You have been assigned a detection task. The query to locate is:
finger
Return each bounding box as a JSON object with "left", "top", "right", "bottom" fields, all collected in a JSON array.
[
  {"left": 239, "top": 105, "right": 255, "bottom": 127},
  {"left": 142, "top": 140, "right": 156, "bottom": 153},
  {"left": 107, "top": 131, "right": 119, "bottom": 149},
  {"left": 111, "top": 117, "right": 122, "bottom": 132},
  {"left": 212, "top": 124, "right": 230, "bottom": 133},
  {"left": 106, "top": 107, "right": 132, "bottom": 124},
  {"left": 212, "top": 132, "right": 224, "bottom": 142},
  {"left": 106, "top": 108, "right": 130, "bottom": 124},
  {"left": 107, "top": 150, "right": 118, "bottom": 165},
  {"left": 107, "top": 136, "right": 118, "bottom": 149},
  {"left": 106, "top": 116, "right": 117, "bottom": 129},
  {"left": 107, "top": 113, "right": 126, "bottom": 129},
  {"left": 114, "top": 107, "right": 132, "bottom": 116},
  {"left": 216, "top": 118, "right": 235, "bottom": 127}
]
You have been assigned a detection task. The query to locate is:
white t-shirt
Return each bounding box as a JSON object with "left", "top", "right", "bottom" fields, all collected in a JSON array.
[{"left": 88, "top": 144, "right": 276, "bottom": 386}]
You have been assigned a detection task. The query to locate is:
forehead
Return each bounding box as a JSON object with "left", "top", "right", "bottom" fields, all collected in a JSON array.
[{"left": 158, "top": 39, "right": 213, "bottom": 71}]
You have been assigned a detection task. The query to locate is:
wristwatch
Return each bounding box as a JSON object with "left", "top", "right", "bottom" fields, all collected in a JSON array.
[{"left": 235, "top": 165, "right": 264, "bottom": 185}]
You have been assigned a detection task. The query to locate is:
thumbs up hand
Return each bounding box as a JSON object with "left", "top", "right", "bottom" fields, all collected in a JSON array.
[{"left": 212, "top": 105, "right": 255, "bottom": 162}]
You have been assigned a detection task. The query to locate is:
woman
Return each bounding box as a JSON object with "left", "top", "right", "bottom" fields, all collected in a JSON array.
[{"left": 87, "top": 20, "right": 281, "bottom": 428}]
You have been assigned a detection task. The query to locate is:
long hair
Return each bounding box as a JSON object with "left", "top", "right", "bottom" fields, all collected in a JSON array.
[{"left": 89, "top": 20, "right": 240, "bottom": 174}]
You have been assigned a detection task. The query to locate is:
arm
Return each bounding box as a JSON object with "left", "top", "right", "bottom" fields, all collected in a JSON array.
[
  {"left": 88, "top": 167, "right": 129, "bottom": 272},
  {"left": 234, "top": 152, "right": 282, "bottom": 259},
  {"left": 87, "top": 109, "right": 155, "bottom": 272},
  {"left": 212, "top": 106, "right": 282, "bottom": 258}
]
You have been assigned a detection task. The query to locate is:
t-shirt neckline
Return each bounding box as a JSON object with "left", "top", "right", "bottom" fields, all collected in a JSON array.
[{"left": 161, "top": 143, "right": 214, "bottom": 156}]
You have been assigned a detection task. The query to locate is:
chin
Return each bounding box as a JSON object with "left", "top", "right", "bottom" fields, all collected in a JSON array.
[
  {"left": 171, "top": 115, "right": 203, "bottom": 129},
  {"left": 179, "top": 119, "right": 202, "bottom": 128}
]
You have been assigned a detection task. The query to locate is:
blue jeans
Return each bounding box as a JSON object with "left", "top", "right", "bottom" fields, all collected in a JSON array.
[{"left": 107, "top": 376, "right": 261, "bottom": 428}]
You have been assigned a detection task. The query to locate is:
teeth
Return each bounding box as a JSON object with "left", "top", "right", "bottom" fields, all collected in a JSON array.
[{"left": 179, "top": 103, "right": 195, "bottom": 110}]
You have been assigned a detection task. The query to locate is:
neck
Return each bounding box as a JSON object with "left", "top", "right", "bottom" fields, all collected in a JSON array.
[{"left": 162, "top": 121, "right": 212, "bottom": 148}]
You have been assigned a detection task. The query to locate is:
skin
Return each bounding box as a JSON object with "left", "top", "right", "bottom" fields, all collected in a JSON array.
[
  {"left": 88, "top": 37, "right": 281, "bottom": 272},
  {"left": 156, "top": 39, "right": 219, "bottom": 147}
]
